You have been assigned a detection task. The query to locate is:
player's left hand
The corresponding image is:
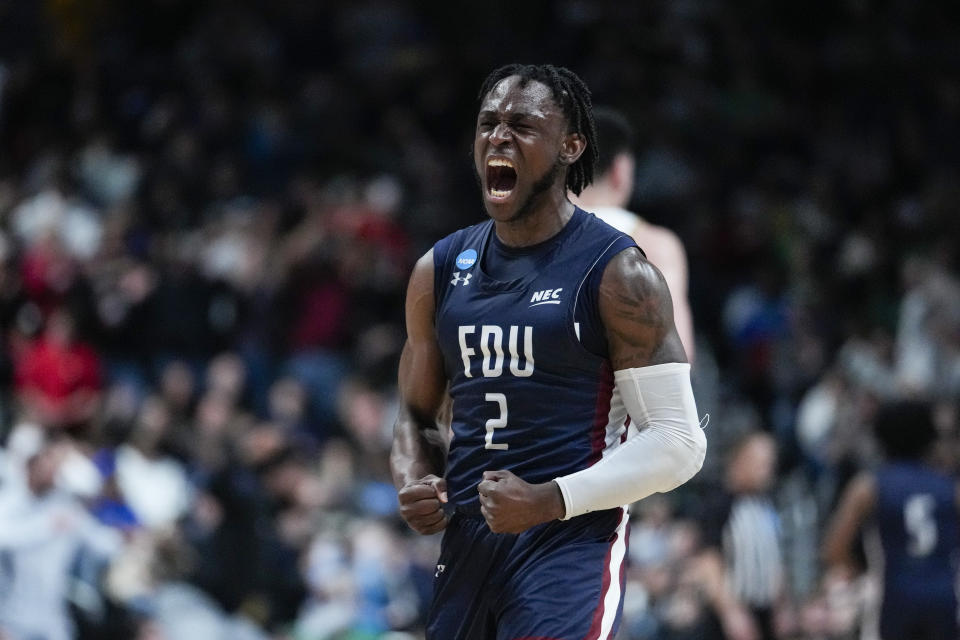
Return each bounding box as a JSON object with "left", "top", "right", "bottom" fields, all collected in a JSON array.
[{"left": 477, "top": 470, "right": 565, "bottom": 534}]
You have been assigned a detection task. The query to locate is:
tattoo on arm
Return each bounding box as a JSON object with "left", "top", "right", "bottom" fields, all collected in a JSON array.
[{"left": 600, "top": 249, "right": 686, "bottom": 370}]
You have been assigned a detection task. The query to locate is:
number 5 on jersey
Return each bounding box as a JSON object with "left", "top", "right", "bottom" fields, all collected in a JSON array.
[
  {"left": 485, "top": 393, "right": 508, "bottom": 450},
  {"left": 904, "top": 493, "right": 937, "bottom": 557}
]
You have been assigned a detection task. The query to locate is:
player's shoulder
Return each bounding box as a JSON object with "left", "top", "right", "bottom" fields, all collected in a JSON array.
[
  {"left": 634, "top": 219, "right": 684, "bottom": 253},
  {"left": 574, "top": 207, "right": 641, "bottom": 256},
  {"left": 432, "top": 219, "right": 492, "bottom": 268},
  {"left": 584, "top": 205, "right": 641, "bottom": 236},
  {"left": 435, "top": 218, "right": 492, "bottom": 245},
  {"left": 599, "top": 240, "right": 664, "bottom": 292},
  {"left": 433, "top": 219, "right": 492, "bottom": 251}
]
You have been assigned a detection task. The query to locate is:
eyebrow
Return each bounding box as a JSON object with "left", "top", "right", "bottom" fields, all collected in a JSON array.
[{"left": 476, "top": 110, "right": 544, "bottom": 122}]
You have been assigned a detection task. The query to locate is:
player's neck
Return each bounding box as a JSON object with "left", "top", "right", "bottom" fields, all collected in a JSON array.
[
  {"left": 569, "top": 182, "right": 628, "bottom": 211},
  {"left": 493, "top": 194, "right": 575, "bottom": 248}
]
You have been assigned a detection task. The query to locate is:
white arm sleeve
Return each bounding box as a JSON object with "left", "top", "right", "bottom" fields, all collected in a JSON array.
[{"left": 554, "top": 362, "right": 707, "bottom": 520}]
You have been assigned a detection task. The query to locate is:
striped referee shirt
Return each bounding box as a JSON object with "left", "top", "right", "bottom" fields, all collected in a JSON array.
[{"left": 722, "top": 495, "right": 783, "bottom": 607}]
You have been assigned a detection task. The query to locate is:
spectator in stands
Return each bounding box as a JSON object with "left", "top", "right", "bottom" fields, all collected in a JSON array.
[
  {"left": 14, "top": 307, "right": 102, "bottom": 434},
  {"left": 0, "top": 436, "right": 121, "bottom": 640}
]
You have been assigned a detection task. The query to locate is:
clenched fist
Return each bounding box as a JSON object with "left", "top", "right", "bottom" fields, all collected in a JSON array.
[
  {"left": 398, "top": 474, "right": 449, "bottom": 535},
  {"left": 477, "top": 470, "right": 566, "bottom": 534}
]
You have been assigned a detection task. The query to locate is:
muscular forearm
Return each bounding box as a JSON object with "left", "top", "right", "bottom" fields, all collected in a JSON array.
[
  {"left": 390, "top": 409, "right": 447, "bottom": 489},
  {"left": 392, "top": 407, "right": 451, "bottom": 535}
]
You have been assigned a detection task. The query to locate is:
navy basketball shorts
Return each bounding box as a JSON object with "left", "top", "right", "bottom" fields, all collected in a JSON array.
[
  {"left": 426, "top": 505, "right": 629, "bottom": 640},
  {"left": 880, "top": 588, "right": 958, "bottom": 640}
]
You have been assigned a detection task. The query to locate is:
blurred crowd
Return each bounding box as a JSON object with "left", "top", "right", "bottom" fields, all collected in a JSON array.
[{"left": 0, "top": 1, "right": 957, "bottom": 639}]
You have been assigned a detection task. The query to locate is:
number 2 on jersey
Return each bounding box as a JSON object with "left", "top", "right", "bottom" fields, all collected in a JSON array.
[
  {"left": 485, "top": 393, "right": 508, "bottom": 450},
  {"left": 904, "top": 493, "right": 937, "bottom": 557}
]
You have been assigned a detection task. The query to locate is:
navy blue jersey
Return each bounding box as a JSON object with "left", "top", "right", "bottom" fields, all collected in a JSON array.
[
  {"left": 432, "top": 207, "right": 638, "bottom": 506},
  {"left": 875, "top": 462, "right": 959, "bottom": 599}
]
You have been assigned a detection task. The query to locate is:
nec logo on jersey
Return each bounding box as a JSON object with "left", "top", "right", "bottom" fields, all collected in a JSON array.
[
  {"left": 450, "top": 272, "right": 472, "bottom": 286},
  {"left": 529, "top": 288, "right": 562, "bottom": 306}
]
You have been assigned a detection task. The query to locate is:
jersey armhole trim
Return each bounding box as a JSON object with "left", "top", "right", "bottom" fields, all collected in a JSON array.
[{"left": 567, "top": 236, "right": 637, "bottom": 359}]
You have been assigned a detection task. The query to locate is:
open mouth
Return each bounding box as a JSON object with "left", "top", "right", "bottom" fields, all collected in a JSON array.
[{"left": 486, "top": 158, "right": 517, "bottom": 198}]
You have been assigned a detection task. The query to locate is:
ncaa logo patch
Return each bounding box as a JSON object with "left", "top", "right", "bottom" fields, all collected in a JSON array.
[{"left": 455, "top": 249, "right": 478, "bottom": 270}]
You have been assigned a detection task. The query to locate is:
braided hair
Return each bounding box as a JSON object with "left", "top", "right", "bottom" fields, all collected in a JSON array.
[{"left": 478, "top": 64, "right": 599, "bottom": 196}]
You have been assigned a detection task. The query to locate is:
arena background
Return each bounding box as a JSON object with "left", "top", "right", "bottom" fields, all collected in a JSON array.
[{"left": 0, "top": 1, "right": 957, "bottom": 638}]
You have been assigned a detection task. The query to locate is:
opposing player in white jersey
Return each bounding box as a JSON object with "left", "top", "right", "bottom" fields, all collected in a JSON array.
[{"left": 571, "top": 107, "right": 695, "bottom": 362}]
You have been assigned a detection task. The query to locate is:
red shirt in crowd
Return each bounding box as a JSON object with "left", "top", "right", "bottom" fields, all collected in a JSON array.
[{"left": 14, "top": 336, "right": 102, "bottom": 426}]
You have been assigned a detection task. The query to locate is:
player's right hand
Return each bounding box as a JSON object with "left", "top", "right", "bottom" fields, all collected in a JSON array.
[{"left": 397, "top": 474, "right": 449, "bottom": 535}]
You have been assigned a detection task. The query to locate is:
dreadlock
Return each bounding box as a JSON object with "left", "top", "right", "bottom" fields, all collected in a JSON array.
[{"left": 477, "top": 64, "right": 599, "bottom": 196}]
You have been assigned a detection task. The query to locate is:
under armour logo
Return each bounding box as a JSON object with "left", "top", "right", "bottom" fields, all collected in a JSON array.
[
  {"left": 450, "top": 272, "right": 472, "bottom": 286},
  {"left": 435, "top": 564, "right": 446, "bottom": 577}
]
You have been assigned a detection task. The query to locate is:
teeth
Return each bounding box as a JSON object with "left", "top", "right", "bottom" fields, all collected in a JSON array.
[
  {"left": 490, "top": 188, "right": 511, "bottom": 197},
  {"left": 487, "top": 158, "right": 514, "bottom": 168}
]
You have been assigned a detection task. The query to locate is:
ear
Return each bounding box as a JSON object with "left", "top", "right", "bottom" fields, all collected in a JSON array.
[
  {"left": 559, "top": 132, "right": 587, "bottom": 166},
  {"left": 610, "top": 153, "right": 635, "bottom": 191}
]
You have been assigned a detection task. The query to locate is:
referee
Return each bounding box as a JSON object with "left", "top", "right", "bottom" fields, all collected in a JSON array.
[{"left": 697, "top": 431, "right": 783, "bottom": 640}]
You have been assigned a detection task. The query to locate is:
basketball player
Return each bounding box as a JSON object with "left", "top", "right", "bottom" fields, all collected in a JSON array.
[
  {"left": 821, "top": 400, "right": 959, "bottom": 640},
  {"left": 391, "top": 64, "right": 707, "bottom": 640},
  {"left": 570, "top": 107, "right": 695, "bottom": 362}
]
